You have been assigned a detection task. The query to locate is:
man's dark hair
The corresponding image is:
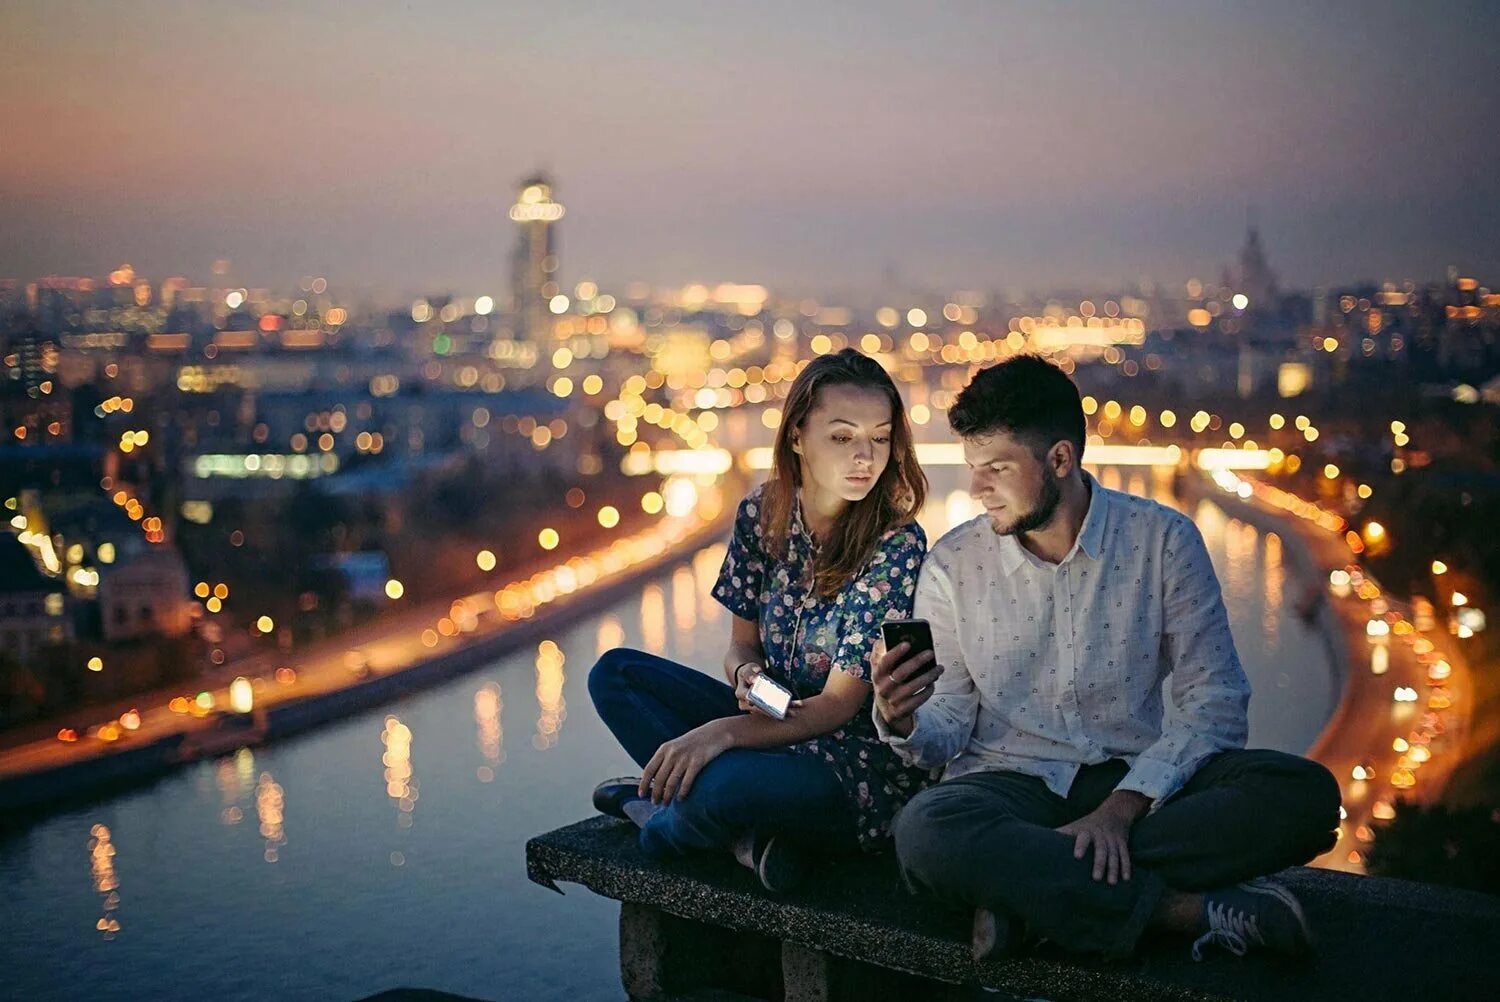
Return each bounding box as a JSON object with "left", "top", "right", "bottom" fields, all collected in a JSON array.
[{"left": 948, "top": 354, "right": 1086, "bottom": 460}]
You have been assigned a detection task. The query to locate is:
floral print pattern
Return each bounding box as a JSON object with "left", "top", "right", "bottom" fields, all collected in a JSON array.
[{"left": 712, "top": 484, "right": 938, "bottom": 849}]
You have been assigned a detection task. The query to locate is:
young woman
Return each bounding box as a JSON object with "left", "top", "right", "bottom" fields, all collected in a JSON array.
[{"left": 587, "top": 347, "right": 937, "bottom": 890}]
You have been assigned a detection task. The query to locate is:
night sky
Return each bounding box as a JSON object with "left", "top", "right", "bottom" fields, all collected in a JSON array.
[{"left": 3, "top": 0, "right": 1497, "bottom": 298}]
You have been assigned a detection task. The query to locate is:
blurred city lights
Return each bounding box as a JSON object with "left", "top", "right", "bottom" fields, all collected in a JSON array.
[{"left": 229, "top": 677, "right": 254, "bottom": 714}]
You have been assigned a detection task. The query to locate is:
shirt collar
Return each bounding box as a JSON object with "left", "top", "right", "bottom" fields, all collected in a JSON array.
[
  {"left": 998, "top": 533, "right": 1029, "bottom": 576},
  {"left": 996, "top": 471, "right": 1108, "bottom": 575},
  {"left": 1074, "top": 471, "right": 1108, "bottom": 561}
]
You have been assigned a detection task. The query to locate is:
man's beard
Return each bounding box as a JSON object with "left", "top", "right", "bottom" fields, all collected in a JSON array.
[{"left": 990, "top": 474, "right": 1062, "bottom": 536}]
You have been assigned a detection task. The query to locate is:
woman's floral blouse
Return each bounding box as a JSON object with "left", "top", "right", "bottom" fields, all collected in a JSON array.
[{"left": 712, "top": 484, "right": 939, "bottom": 849}]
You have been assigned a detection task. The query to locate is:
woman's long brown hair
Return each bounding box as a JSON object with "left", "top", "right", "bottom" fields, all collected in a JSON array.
[{"left": 760, "top": 347, "right": 927, "bottom": 598}]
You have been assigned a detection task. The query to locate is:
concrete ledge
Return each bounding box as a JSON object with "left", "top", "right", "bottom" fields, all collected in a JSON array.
[{"left": 527, "top": 816, "right": 1500, "bottom": 1001}]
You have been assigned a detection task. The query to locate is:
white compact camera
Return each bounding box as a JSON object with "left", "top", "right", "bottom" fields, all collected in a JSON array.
[{"left": 747, "top": 672, "right": 794, "bottom": 720}]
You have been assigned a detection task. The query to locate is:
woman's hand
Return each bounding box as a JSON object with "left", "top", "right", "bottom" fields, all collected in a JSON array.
[
  {"left": 639, "top": 721, "right": 735, "bottom": 805},
  {"left": 733, "top": 661, "right": 760, "bottom": 711},
  {"left": 734, "top": 662, "right": 801, "bottom": 719}
]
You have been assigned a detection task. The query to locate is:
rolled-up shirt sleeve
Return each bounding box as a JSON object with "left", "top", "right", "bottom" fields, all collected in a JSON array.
[
  {"left": 712, "top": 491, "right": 768, "bottom": 621},
  {"left": 1116, "top": 514, "right": 1251, "bottom": 803},
  {"left": 874, "top": 558, "right": 979, "bottom": 770}
]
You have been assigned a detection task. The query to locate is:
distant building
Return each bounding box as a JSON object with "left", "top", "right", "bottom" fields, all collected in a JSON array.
[
  {"left": 1237, "top": 223, "right": 1279, "bottom": 310},
  {"left": 25, "top": 276, "right": 96, "bottom": 332},
  {"left": 4, "top": 324, "right": 56, "bottom": 394},
  {"left": 49, "top": 498, "right": 140, "bottom": 570},
  {"left": 0, "top": 372, "right": 74, "bottom": 444},
  {"left": 0, "top": 279, "right": 24, "bottom": 315},
  {"left": 0, "top": 443, "right": 106, "bottom": 498},
  {"left": 510, "top": 173, "right": 565, "bottom": 341},
  {"left": 0, "top": 534, "right": 70, "bottom": 664},
  {"left": 97, "top": 544, "right": 192, "bottom": 643}
]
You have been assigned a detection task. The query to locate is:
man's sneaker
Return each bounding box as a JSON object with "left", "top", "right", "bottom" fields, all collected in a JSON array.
[
  {"left": 972, "top": 907, "right": 1001, "bottom": 962},
  {"left": 1191, "top": 878, "right": 1314, "bottom": 961},
  {"left": 752, "top": 834, "right": 809, "bottom": 893}
]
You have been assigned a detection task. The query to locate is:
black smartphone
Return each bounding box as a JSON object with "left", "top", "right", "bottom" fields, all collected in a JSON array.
[{"left": 880, "top": 618, "right": 935, "bottom": 662}]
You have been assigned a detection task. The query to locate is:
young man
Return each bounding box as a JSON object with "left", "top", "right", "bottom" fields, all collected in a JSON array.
[{"left": 873, "top": 355, "right": 1340, "bottom": 962}]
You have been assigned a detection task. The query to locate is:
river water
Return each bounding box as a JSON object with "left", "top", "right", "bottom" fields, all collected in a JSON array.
[{"left": 0, "top": 465, "right": 1336, "bottom": 1001}]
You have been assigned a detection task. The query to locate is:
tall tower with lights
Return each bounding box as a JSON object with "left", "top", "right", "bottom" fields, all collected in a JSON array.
[
  {"left": 1237, "top": 211, "right": 1278, "bottom": 310},
  {"left": 510, "top": 174, "right": 565, "bottom": 340}
]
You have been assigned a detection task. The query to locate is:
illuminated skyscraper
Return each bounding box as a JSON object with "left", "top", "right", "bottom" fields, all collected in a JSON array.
[
  {"left": 509, "top": 174, "right": 565, "bottom": 340},
  {"left": 1237, "top": 219, "right": 1278, "bottom": 310}
]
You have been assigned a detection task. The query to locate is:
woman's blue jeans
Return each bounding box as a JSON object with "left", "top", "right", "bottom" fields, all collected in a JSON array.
[{"left": 587, "top": 646, "right": 857, "bottom": 859}]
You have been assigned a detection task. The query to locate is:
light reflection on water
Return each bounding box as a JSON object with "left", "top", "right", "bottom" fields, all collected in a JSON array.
[
  {"left": 89, "top": 823, "right": 120, "bottom": 939},
  {"left": 257, "top": 772, "right": 286, "bottom": 863},
  {"left": 694, "top": 546, "right": 725, "bottom": 624},
  {"left": 474, "top": 683, "right": 504, "bottom": 783},
  {"left": 672, "top": 566, "right": 697, "bottom": 633},
  {"left": 639, "top": 582, "right": 666, "bottom": 654},
  {"left": 0, "top": 466, "right": 1334, "bottom": 1001},
  {"left": 533, "top": 642, "right": 567, "bottom": 751},
  {"left": 595, "top": 616, "right": 624, "bottom": 657}
]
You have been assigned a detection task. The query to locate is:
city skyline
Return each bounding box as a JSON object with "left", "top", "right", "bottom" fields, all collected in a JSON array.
[
  {"left": 3, "top": 1, "right": 1498, "bottom": 296},
  {"left": 3, "top": 5, "right": 1498, "bottom": 996}
]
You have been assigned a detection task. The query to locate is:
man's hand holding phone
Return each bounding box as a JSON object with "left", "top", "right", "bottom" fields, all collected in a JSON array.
[{"left": 873, "top": 619, "right": 943, "bottom": 738}]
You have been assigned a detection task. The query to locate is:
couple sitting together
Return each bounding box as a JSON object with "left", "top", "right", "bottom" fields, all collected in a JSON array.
[{"left": 587, "top": 349, "right": 1340, "bottom": 963}]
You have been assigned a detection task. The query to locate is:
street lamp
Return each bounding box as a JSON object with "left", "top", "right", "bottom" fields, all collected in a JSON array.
[{"left": 229, "top": 677, "right": 254, "bottom": 714}]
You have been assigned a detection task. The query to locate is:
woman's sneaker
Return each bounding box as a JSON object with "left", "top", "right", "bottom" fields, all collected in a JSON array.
[
  {"left": 1191, "top": 878, "right": 1314, "bottom": 961},
  {"left": 592, "top": 777, "right": 645, "bottom": 821}
]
